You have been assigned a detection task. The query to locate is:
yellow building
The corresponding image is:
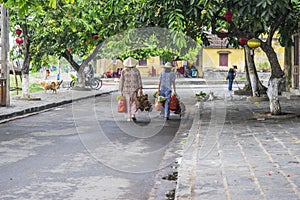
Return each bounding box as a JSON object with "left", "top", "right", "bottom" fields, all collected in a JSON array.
[{"left": 202, "top": 34, "right": 284, "bottom": 72}]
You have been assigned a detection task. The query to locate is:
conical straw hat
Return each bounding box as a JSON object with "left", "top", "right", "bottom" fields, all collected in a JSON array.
[
  {"left": 162, "top": 62, "right": 173, "bottom": 68},
  {"left": 123, "top": 57, "right": 138, "bottom": 67}
]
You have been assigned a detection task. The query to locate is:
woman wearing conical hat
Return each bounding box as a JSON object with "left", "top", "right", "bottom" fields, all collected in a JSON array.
[
  {"left": 119, "top": 57, "right": 143, "bottom": 121},
  {"left": 158, "top": 62, "right": 177, "bottom": 120}
]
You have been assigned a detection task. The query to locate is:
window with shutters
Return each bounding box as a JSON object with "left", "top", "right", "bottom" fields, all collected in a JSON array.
[{"left": 219, "top": 53, "right": 228, "bottom": 67}]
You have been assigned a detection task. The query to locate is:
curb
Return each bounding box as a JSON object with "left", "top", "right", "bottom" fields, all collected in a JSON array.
[
  {"left": 174, "top": 103, "right": 202, "bottom": 199},
  {"left": 0, "top": 90, "right": 117, "bottom": 122}
]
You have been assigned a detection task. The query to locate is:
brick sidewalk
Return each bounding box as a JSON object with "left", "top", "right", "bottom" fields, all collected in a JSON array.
[{"left": 176, "top": 96, "right": 300, "bottom": 200}]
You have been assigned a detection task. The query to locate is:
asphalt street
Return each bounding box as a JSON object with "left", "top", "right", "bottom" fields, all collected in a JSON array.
[{"left": 0, "top": 87, "right": 198, "bottom": 200}]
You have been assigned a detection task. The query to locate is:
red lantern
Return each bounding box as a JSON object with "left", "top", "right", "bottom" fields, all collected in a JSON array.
[
  {"left": 224, "top": 10, "right": 233, "bottom": 22},
  {"left": 93, "top": 34, "right": 99, "bottom": 40},
  {"left": 219, "top": 29, "right": 227, "bottom": 40},
  {"left": 15, "top": 29, "right": 22, "bottom": 36},
  {"left": 239, "top": 37, "right": 248, "bottom": 46},
  {"left": 16, "top": 38, "right": 23, "bottom": 45}
]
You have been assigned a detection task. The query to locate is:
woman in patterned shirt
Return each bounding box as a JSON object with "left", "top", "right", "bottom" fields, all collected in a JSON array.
[
  {"left": 158, "top": 62, "right": 177, "bottom": 120},
  {"left": 119, "top": 57, "right": 143, "bottom": 121}
]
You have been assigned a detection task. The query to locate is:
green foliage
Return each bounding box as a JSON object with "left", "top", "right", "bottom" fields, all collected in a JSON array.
[
  {"left": 152, "top": 91, "right": 158, "bottom": 98},
  {"left": 257, "top": 62, "right": 270, "bottom": 72},
  {"left": 141, "top": 0, "right": 205, "bottom": 47},
  {"left": 142, "top": 0, "right": 300, "bottom": 49},
  {"left": 4, "top": 0, "right": 146, "bottom": 73},
  {"left": 3, "top": 0, "right": 299, "bottom": 80},
  {"left": 98, "top": 27, "right": 201, "bottom": 63},
  {"left": 195, "top": 91, "right": 206, "bottom": 97},
  {"left": 70, "top": 73, "right": 77, "bottom": 82}
]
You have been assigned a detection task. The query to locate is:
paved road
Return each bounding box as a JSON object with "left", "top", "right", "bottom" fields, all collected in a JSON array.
[{"left": 0, "top": 88, "right": 197, "bottom": 200}]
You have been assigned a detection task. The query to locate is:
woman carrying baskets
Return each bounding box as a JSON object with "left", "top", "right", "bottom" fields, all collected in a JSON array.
[
  {"left": 119, "top": 57, "right": 143, "bottom": 121},
  {"left": 157, "top": 62, "right": 177, "bottom": 120}
]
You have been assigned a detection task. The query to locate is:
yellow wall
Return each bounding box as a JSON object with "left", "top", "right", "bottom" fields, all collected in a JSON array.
[
  {"left": 203, "top": 43, "right": 284, "bottom": 72},
  {"left": 203, "top": 48, "right": 245, "bottom": 72},
  {"left": 253, "top": 40, "right": 284, "bottom": 70}
]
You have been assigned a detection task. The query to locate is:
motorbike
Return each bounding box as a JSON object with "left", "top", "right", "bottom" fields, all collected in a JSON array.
[{"left": 69, "top": 73, "right": 102, "bottom": 90}]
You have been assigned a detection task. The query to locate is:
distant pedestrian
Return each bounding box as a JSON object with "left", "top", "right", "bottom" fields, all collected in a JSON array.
[
  {"left": 45, "top": 69, "right": 50, "bottom": 79},
  {"left": 226, "top": 65, "right": 237, "bottom": 91},
  {"left": 158, "top": 62, "right": 177, "bottom": 120},
  {"left": 119, "top": 57, "right": 143, "bottom": 121}
]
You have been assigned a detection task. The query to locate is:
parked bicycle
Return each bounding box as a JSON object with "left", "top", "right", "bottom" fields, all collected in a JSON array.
[{"left": 69, "top": 73, "right": 102, "bottom": 90}]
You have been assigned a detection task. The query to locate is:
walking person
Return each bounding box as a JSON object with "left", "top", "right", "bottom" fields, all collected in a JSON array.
[
  {"left": 119, "top": 57, "right": 143, "bottom": 121},
  {"left": 226, "top": 65, "right": 237, "bottom": 91},
  {"left": 158, "top": 62, "right": 177, "bottom": 120}
]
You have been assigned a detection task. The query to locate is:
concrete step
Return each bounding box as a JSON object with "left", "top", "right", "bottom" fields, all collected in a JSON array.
[{"left": 282, "top": 91, "right": 300, "bottom": 100}]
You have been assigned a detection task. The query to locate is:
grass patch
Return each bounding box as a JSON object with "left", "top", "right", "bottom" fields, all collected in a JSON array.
[
  {"left": 9, "top": 75, "right": 44, "bottom": 96},
  {"left": 30, "top": 83, "right": 44, "bottom": 93}
]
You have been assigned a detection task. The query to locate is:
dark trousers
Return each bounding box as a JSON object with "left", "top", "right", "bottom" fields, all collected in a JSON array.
[{"left": 228, "top": 79, "right": 234, "bottom": 91}]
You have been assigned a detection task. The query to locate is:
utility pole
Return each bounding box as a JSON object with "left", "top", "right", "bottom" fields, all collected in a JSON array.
[{"left": 0, "top": 5, "right": 9, "bottom": 106}]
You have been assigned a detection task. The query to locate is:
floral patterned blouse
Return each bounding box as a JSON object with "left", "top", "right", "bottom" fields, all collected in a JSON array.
[{"left": 119, "top": 67, "right": 142, "bottom": 94}]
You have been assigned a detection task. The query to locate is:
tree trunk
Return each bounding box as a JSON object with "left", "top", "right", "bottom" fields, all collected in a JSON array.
[
  {"left": 261, "top": 43, "right": 284, "bottom": 79},
  {"left": 62, "top": 51, "right": 86, "bottom": 88},
  {"left": 20, "top": 23, "right": 31, "bottom": 98},
  {"left": 260, "top": 42, "right": 285, "bottom": 115},
  {"left": 284, "top": 46, "right": 292, "bottom": 91},
  {"left": 267, "top": 78, "right": 282, "bottom": 115},
  {"left": 77, "top": 70, "right": 86, "bottom": 88},
  {"left": 244, "top": 46, "right": 267, "bottom": 96},
  {"left": 21, "top": 72, "right": 30, "bottom": 98},
  {"left": 242, "top": 47, "right": 252, "bottom": 92}
]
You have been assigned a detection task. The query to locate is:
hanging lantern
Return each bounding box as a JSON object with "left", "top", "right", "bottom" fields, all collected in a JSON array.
[
  {"left": 224, "top": 10, "right": 233, "bottom": 22},
  {"left": 93, "top": 34, "right": 99, "bottom": 40},
  {"left": 219, "top": 29, "right": 227, "bottom": 40},
  {"left": 239, "top": 37, "right": 248, "bottom": 46},
  {"left": 16, "top": 38, "right": 23, "bottom": 45},
  {"left": 247, "top": 38, "right": 261, "bottom": 48},
  {"left": 16, "top": 29, "right": 22, "bottom": 36}
]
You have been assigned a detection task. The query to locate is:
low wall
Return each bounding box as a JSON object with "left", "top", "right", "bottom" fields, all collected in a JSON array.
[{"left": 203, "top": 71, "right": 271, "bottom": 86}]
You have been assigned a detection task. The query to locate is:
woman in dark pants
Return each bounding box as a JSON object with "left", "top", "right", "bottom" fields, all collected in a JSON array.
[{"left": 158, "top": 62, "right": 177, "bottom": 120}]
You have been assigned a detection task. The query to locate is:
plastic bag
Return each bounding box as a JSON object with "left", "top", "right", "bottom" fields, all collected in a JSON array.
[
  {"left": 154, "top": 99, "right": 163, "bottom": 111},
  {"left": 169, "top": 95, "right": 179, "bottom": 111},
  {"left": 118, "top": 96, "right": 127, "bottom": 113}
]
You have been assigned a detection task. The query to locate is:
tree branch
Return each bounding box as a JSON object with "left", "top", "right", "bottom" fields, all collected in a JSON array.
[{"left": 267, "top": 11, "right": 290, "bottom": 44}]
